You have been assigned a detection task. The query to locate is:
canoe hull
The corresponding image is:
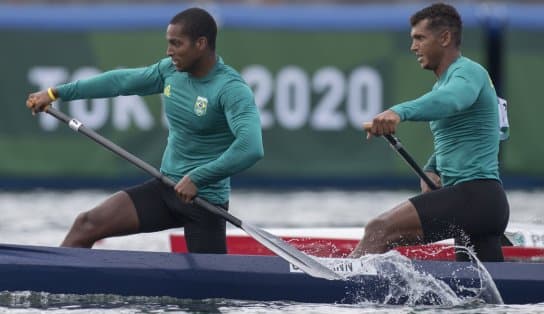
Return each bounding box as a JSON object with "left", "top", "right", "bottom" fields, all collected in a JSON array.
[{"left": 0, "top": 244, "right": 543, "bottom": 305}]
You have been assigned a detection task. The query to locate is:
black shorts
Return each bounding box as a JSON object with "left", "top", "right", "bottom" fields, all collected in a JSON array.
[
  {"left": 410, "top": 179, "right": 509, "bottom": 262},
  {"left": 124, "top": 178, "right": 228, "bottom": 254}
]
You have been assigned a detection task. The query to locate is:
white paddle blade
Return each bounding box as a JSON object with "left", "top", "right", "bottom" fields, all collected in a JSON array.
[{"left": 242, "top": 222, "right": 342, "bottom": 281}]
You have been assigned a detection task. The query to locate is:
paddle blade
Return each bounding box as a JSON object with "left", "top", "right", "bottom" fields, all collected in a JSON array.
[{"left": 241, "top": 222, "right": 342, "bottom": 280}]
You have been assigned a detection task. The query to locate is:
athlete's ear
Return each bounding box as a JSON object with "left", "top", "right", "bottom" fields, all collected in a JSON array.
[
  {"left": 440, "top": 30, "right": 452, "bottom": 47},
  {"left": 196, "top": 37, "right": 207, "bottom": 51}
]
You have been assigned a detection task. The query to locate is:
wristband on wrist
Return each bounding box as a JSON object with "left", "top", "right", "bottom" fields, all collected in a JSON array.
[{"left": 47, "top": 87, "right": 57, "bottom": 101}]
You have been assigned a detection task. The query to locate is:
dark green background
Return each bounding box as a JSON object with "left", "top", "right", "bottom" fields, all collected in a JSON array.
[{"left": 0, "top": 26, "right": 541, "bottom": 186}]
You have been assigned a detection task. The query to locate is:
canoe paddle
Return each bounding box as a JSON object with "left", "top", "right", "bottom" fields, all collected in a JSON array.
[
  {"left": 41, "top": 106, "right": 342, "bottom": 281},
  {"left": 362, "top": 122, "right": 514, "bottom": 246}
]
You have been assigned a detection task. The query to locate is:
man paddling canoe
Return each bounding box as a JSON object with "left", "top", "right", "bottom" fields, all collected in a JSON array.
[
  {"left": 25, "top": 8, "right": 264, "bottom": 254},
  {"left": 349, "top": 3, "right": 510, "bottom": 262}
]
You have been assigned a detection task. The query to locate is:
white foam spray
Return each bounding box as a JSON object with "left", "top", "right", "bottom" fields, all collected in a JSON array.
[{"left": 318, "top": 245, "right": 503, "bottom": 306}]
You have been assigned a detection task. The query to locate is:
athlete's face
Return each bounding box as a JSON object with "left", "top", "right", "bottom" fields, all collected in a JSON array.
[
  {"left": 166, "top": 23, "right": 204, "bottom": 72},
  {"left": 410, "top": 19, "right": 445, "bottom": 72}
]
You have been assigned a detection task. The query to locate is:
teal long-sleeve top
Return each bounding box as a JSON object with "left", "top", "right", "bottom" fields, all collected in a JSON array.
[
  {"left": 56, "top": 56, "right": 264, "bottom": 204},
  {"left": 390, "top": 56, "right": 500, "bottom": 187}
]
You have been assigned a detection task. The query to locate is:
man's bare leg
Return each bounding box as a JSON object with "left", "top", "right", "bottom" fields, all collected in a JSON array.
[
  {"left": 61, "top": 191, "right": 140, "bottom": 248},
  {"left": 349, "top": 200, "right": 424, "bottom": 258}
]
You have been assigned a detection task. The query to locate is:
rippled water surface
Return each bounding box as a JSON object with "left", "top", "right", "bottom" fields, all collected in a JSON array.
[{"left": 0, "top": 189, "right": 543, "bottom": 313}]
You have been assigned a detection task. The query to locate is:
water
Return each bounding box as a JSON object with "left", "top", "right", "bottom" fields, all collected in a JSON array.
[
  {"left": 0, "top": 188, "right": 543, "bottom": 313},
  {"left": 0, "top": 292, "right": 537, "bottom": 314},
  {"left": 325, "top": 249, "right": 502, "bottom": 305}
]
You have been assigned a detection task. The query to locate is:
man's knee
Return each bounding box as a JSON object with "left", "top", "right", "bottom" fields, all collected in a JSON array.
[
  {"left": 365, "top": 211, "right": 423, "bottom": 249},
  {"left": 72, "top": 210, "right": 101, "bottom": 235},
  {"left": 364, "top": 217, "right": 390, "bottom": 244},
  {"left": 62, "top": 210, "right": 101, "bottom": 248}
]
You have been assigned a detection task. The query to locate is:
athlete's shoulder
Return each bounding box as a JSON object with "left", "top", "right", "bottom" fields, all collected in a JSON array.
[
  {"left": 212, "top": 57, "right": 243, "bottom": 80},
  {"left": 155, "top": 57, "right": 177, "bottom": 77},
  {"left": 457, "top": 56, "right": 487, "bottom": 74},
  {"left": 449, "top": 56, "right": 488, "bottom": 80},
  {"left": 211, "top": 60, "right": 254, "bottom": 107},
  {"left": 216, "top": 63, "right": 252, "bottom": 94}
]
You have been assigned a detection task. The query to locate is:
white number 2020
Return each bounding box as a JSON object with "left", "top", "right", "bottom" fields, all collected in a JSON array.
[{"left": 242, "top": 65, "right": 383, "bottom": 130}]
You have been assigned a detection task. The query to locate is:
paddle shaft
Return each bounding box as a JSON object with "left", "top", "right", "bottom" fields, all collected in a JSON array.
[
  {"left": 45, "top": 106, "right": 242, "bottom": 227},
  {"left": 44, "top": 106, "right": 342, "bottom": 280},
  {"left": 382, "top": 134, "right": 439, "bottom": 190},
  {"left": 363, "top": 123, "right": 513, "bottom": 246}
]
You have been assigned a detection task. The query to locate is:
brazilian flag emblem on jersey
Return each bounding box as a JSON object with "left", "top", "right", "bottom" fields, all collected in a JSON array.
[{"left": 194, "top": 96, "right": 208, "bottom": 116}]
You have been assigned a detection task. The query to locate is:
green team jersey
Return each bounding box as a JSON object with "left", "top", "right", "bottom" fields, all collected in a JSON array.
[
  {"left": 56, "top": 56, "right": 264, "bottom": 204},
  {"left": 390, "top": 56, "right": 500, "bottom": 187}
]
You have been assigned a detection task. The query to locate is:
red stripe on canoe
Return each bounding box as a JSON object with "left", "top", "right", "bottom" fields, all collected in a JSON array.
[{"left": 170, "top": 234, "right": 544, "bottom": 262}]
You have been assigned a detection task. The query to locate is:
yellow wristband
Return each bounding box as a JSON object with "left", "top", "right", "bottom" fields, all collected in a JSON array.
[{"left": 47, "top": 87, "right": 57, "bottom": 101}]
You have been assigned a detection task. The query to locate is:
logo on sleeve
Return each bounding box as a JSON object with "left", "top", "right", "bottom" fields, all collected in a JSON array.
[
  {"left": 194, "top": 96, "right": 208, "bottom": 116},
  {"left": 163, "top": 84, "right": 171, "bottom": 97}
]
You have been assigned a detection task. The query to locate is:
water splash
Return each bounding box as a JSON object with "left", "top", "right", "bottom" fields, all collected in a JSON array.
[
  {"left": 453, "top": 246, "right": 504, "bottom": 304},
  {"left": 318, "top": 246, "right": 503, "bottom": 306}
]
